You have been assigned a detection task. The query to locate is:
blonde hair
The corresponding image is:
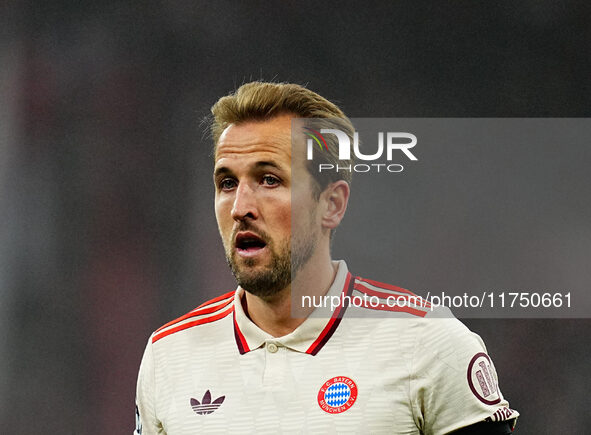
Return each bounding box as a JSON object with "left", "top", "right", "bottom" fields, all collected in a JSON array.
[{"left": 210, "top": 81, "right": 354, "bottom": 192}]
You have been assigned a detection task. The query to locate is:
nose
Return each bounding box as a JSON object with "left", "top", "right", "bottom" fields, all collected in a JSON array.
[{"left": 231, "top": 182, "right": 258, "bottom": 222}]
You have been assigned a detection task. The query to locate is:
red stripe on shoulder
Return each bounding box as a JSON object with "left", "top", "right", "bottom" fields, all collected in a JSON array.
[
  {"left": 155, "top": 291, "right": 234, "bottom": 334},
  {"left": 356, "top": 297, "right": 428, "bottom": 317},
  {"left": 355, "top": 279, "right": 431, "bottom": 308},
  {"left": 196, "top": 290, "right": 235, "bottom": 309},
  {"left": 152, "top": 305, "right": 234, "bottom": 343},
  {"left": 355, "top": 277, "right": 418, "bottom": 297},
  {"left": 354, "top": 285, "right": 430, "bottom": 317}
]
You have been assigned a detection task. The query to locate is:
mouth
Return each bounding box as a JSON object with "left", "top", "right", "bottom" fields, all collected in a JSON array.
[{"left": 234, "top": 231, "right": 268, "bottom": 257}]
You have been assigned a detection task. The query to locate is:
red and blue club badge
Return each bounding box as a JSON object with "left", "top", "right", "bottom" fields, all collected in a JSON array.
[{"left": 317, "top": 376, "right": 358, "bottom": 413}]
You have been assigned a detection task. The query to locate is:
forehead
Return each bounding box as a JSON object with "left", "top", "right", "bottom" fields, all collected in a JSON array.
[{"left": 214, "top": 115, "right": 293, "bottom": 166}]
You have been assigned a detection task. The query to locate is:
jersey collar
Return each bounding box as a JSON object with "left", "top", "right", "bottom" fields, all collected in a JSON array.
[{"left": 233, "top": 260, "right": 354, "bottom": 356}]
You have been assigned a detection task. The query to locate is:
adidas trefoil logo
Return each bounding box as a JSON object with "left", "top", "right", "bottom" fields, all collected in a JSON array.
[{"left": 190, "top": 390, "right": 225, "bottom": 415}]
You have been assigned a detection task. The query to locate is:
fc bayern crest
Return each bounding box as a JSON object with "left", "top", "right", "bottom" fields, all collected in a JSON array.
[{"left": 317, "top": 376, "right": 358, "bottom": 414}]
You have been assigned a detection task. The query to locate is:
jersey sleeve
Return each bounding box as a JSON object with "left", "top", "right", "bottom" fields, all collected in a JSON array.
[
  {"left": 409, "top": 316, "right": 519, "bottom": 435},
  {"left": 134, "top": 336, "right": 165, "bottom": 435}
]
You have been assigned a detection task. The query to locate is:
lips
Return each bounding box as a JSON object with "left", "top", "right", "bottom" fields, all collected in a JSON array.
[{"left": 234, "top": 231, "right": 268, "bottom": 256}]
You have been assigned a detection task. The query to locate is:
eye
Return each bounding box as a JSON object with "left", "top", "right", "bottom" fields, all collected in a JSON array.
[
  {"left": 219, "top": 178, "right": 237, "bottom": 191},
  {"left": 262, "top": 175, "right": 280, "bottom": 186}
]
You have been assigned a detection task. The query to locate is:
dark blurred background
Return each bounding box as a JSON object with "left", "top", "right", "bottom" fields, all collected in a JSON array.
[{"left": 1, "top": 1, "right": 589, "bottom": 433}]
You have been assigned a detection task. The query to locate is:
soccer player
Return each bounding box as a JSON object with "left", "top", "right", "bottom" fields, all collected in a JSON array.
[{"left": 134, "top": 82, "right": 518, "bottom": 434}]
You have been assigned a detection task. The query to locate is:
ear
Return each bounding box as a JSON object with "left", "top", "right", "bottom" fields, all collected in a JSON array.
[{"left": 320, "top": 180, "right": 350, "bottom": 230}]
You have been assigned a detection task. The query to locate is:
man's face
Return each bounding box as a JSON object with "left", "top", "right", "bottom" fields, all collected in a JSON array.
[{"left": 213, "top": 114, "right": 319, "bottom": 299}]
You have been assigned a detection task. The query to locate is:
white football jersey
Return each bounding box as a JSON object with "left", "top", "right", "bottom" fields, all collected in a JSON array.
[{"left": 135, "top": 261, "right": 518, "bottom": 434}]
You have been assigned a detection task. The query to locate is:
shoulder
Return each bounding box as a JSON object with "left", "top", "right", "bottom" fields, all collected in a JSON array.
[
  {"left": 350, "top": 275, "right": 434, "bottom": 318},
  {"left": 344, "top": 274, "right": 518, "bottom": 432},
  {"left": 151, "top": 290, "right": 235, "bottom": 344},
  {"left": 346, "top": 275, "right": 483, "bottom": 353}
]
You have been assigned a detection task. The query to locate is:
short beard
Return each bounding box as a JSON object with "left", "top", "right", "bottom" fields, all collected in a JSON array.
[{"left": 225, "top": 227, "right": 316, "bottom": 301}]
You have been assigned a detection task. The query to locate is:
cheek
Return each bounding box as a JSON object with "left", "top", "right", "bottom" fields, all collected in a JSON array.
[
  {"left": 214, "top": 198, "right": 231, "bottom": 230},
  {"left": 280, "top": 199, "right": 292, "bottom": 222},
  {"left": 291, "top": 188, "right": 319, "bottom": 225},
  {"left": 291, "top": 203, "right": 317, "bottom": 234},
  {"left": 266, "top": 198, "right": 292, "bottom": 237}
]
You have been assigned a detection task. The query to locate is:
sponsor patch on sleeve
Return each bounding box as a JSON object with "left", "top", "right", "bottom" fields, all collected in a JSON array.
[{"left": 466, "top": 352, "right": 501, "bottom": 405}]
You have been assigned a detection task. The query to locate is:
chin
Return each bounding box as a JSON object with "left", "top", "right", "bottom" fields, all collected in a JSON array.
[{"left": 235, "top": 267, "right": 291, "bottom": 298}]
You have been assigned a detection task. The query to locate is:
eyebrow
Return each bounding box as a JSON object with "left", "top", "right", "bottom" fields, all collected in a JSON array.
[{"left": 213, "top": 161, "right": 284, "bottom": 178}]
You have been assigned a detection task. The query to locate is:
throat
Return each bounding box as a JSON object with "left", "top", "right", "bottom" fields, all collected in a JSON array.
[{"left": 242, "top": 288, "right": 305, "bottom": 337}]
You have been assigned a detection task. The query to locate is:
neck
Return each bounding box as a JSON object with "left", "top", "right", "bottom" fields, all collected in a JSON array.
[{"left": 242, "top": 248, "right": 337, "bottom": 337}]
